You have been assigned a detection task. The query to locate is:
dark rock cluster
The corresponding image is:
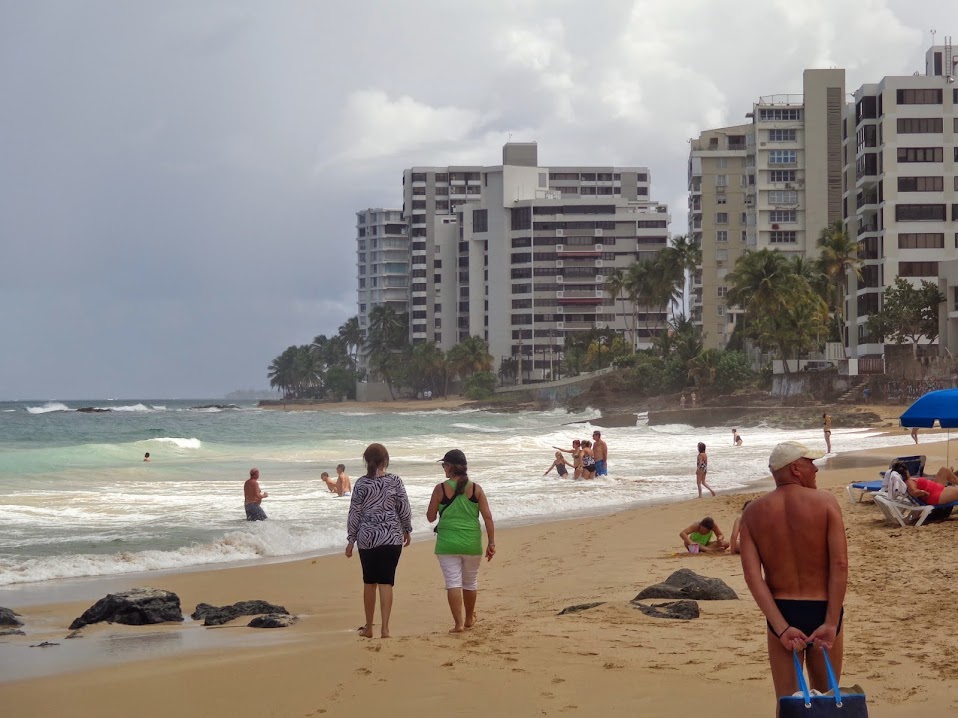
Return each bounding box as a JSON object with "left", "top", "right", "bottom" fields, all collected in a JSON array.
[
  {"left": 69, "top": 588, "right": 184, "bottom": 630},
  {"left": 192, "top": 600, "right": 290, "bottom": 626}
]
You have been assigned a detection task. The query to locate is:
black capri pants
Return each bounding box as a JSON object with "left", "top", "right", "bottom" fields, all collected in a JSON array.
[{"left": 358, "top": 544, "right": 403, "bottom": 585}]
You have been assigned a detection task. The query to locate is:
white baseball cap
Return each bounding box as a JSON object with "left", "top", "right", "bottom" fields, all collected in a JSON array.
[{"left": 768, "top": 441, "right": 825, "bottom": 472}]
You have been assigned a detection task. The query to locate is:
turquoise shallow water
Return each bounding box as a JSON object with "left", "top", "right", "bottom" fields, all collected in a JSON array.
[{"left": 0, "top": 398, "right": 914, "bottom": 588}]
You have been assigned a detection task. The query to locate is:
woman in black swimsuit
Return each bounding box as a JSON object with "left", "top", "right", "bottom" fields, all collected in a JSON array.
[{"left": 544, "top": 452, "right": 569, "bottom": 478}]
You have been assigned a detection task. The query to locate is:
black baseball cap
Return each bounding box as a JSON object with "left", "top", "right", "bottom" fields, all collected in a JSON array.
[{"left": 438, "top": 449, "right": 467, "bottom": 466}]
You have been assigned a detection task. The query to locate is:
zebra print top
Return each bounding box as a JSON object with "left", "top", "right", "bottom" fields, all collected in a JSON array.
[{"left": 346, "top": 472, "right": 413, "bottom": 549}]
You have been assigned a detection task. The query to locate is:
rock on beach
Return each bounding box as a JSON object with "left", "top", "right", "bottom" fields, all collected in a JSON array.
[{"left": 69, "top": 588, "right": 184, "bottom": 630}]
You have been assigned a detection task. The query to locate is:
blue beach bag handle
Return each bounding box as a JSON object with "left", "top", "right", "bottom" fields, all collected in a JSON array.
[{"left": 792, "top": 648, "right": 842, "bottom": 708}]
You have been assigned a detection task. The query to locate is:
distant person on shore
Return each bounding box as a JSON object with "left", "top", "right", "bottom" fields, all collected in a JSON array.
[
  {"left": 544, "top": 451, "right": 569, "bottom": 478},
  {"left": 320, "top": 471, "right": 339, "bottom": 494},
  {"left": 244, "top": 468, "right": 268, "bottom": 521},
  {"left": 691, "top": 391, "right": 697, "bottom": 407},
  {"left": 143, "top": 452, "right": 150, "bottom": 462},
  {"left": 345, "top": 443, "right": 412, "bottom": 639},
  {"left": 732, "top": 429, "right": 743, "bottom": 447},
  {"left": 862, "top": 386, "right": 872, "bottom": 404},
  {"left": 337, "top": 464, "right": 352, "bottom": 497},
  {"left": 592, "top": 430, "right": 608, "bottom": 476},
  {"left": 739, "top": 440, "right": 847, "bottom": 703},
  {"left": 680, "top": 394, "right": 687, "bottom": 409},
  {"left": 725, "top": 500, "right": 752, "bottom": 554},
  {"left": 426, "top": 449, "right": 495, "bottom": 633},
  {"left": 911, "top": 427, "right": 920, "bottom": 444},
  {"left": 680, "top": 517, "right": 728, "bottom": 553},
  {"left": 822, "top": 412, "right": 832, "bottom": 453},
  {"left": 553, "top": 440, "right": 583, "bottom": 479},
  {"left": 696, "top": 442, "right": 715, "bottom": 498},
  {"left": 580, "top": 440, "right": 597, "bottom": 479}
]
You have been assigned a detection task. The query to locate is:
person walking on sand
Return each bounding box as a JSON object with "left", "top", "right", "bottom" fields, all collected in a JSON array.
[
  {"left": 739, "top": 441, "right": 847, "bottom": 707},
  {"left": 592, "top": 430, "right": 608, "bottom": 476},
  {"left": 426, "top": 449, "right": 495, "bottom": 633},
  {"left": 544, "top": 451, "right": 569, "bottom": 478},
  {"left": 695, "top": 442, "right": 715, "bottom": 497},
  {"left": 822, "top": 413, "right": 832, "bottom": 453},
  {"left": 732, "top": 429, "right": 743, "bottom": 446},
  {"left": 345, "top": 443, "right": 412, "bottom": 639},
  {"left": 336, "top": 464, "right": 352, "bottom": 496},
  {"left": 244, "top": 468, "right": 268, "bottom": 521}
]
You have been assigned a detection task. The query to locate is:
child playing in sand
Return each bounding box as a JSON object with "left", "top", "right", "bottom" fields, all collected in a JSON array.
[
  {"left": 680, "top": 517, "right": 728, "bottom": 553},
  {"left": 544, "top": 451, "right": 569, "bottom": 478}
]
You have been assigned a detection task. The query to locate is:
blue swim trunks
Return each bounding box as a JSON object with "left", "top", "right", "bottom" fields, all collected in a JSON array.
[
  {"left": 245, "top": 503, "right": 267, "bottom": 521},
  {"left": 594, "top": 460, "right": 607, "bottom": 476}
]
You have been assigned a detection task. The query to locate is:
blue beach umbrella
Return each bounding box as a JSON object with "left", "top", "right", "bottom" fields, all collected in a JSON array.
[{"left": 900, "top": 388, "right": 958, "bottom": 464}]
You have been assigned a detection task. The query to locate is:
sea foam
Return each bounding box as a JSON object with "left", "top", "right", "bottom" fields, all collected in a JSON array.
[
  {"left": 25, "top": 402, "right": 71, "bottom": 414},
  {"left": 147, "top": 437, "right": 202, "bottom": 449}
]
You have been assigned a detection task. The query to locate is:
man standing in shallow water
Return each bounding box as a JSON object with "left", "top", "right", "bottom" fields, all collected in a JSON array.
[
  {"left": 592, "top": 431, "right": 608, "bottom": 476},
  {"left": 739, "top": 441, "right": 848, "bottom": 708},
  {"left": 244, "top": 468, "right": 269, "bottom": 521}
]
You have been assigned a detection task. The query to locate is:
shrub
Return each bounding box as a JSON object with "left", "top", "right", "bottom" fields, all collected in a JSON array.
[{"left": 463, "top": 371, "right": 498, "bottom": 400}]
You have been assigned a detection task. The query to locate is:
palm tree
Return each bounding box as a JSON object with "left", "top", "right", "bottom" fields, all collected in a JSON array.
[
  {"left": 726, "top": 249, "right": 806, "bottom": 373},
  {"left": 604, "top": 268, "right": 626, "bottom": 337},
  {"left": 337, "top": 316, "right": 363, "bottom": 367},
  {"left": 816, "top": 220, "right": 863, "bottom": 327},
  {"left": 669, "top": 234, "right": 702, "bottom": 317},
  {"left": 688, "top": 348, "right": 723, "bottom": 390},
  {"left": 267, "top": 346, "right": 300, "bottom": 398},
  {"left": 624, "top": 260, "right": 651, "bottom": 349},
  {"left": 447, "top": 336, "right": 493, "bottom": 385},
  {"left": 408, "top": 343, "right": 447, "bottom": 396}
]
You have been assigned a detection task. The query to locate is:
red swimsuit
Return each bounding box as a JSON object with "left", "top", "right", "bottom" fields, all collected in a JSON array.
[{"left": 915, "top": 477, "right": 945, "bottom": 505}]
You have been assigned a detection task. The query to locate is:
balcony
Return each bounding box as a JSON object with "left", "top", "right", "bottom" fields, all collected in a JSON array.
[{"left": 557, "top": 248, "right": 601, "bottom": 258}]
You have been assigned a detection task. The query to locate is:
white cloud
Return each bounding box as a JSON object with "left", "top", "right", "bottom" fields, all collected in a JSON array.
[{"left": 323, "top": 90, "right": 488, "bottom": 166}]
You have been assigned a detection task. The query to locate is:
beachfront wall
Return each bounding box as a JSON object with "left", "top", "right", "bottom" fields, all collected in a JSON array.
[
  {"left": 356, "top": 381, "right": 393, "bottom": 402},
  {"left": 771, "top": 373, "right": 854, "bottom": 398},
  {"left": 493, "top": 366, "right": 614, "bottom": 403}
]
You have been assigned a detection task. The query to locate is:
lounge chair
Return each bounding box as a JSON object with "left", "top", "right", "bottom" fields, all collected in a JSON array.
[
  {"left": 846, "top": 454, "right": 926, "bottom": 503},
  {"left": 873, "top": 493, "right": 957, "bottom": 527}
]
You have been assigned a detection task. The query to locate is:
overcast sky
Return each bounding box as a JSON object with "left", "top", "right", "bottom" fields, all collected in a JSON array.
[{"left": 0, "top": 1, "right": 953, "bottom": 399}]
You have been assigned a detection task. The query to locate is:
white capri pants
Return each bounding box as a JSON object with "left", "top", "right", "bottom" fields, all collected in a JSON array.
[{"left": 437, "top": 554, "right": 482, "bottom": 590}]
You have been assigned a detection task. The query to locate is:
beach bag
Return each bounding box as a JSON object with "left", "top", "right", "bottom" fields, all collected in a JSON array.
[{"left": 778, "top": 648, "right": 868, "bottom": 717}]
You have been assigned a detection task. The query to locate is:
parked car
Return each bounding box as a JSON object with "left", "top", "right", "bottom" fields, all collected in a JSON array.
[{"left": 802, "top": 360, "right": 836, "bottom": 372}]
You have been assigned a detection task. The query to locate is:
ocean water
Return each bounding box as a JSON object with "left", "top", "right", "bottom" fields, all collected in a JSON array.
[{"left": 0, "top": 399, "right": 916, "bottom": 589}]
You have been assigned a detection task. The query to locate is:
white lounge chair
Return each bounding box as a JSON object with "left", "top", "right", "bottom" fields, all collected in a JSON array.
[{"left": 873, "top": 493, "right": 958, "bottom": 527}]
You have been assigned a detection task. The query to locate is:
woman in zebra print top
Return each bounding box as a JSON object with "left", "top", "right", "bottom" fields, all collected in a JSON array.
[{"left": 345, "top": 443, "right": 412, "bottom": 638}]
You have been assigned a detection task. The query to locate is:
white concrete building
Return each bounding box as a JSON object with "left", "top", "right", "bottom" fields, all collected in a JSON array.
[
  {"left": 843, "top": 41, "right": 958, "bottom": 359},
  {"left": 355, "top": 208, "right": 408, "bottom": 340},
  {"left": 397, "top": 143, "right": 671, "bottom": 379}
]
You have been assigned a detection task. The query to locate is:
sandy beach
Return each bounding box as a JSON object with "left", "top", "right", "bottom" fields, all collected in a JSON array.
[{"left": 3, "top": 430, "right": 958, "bottom": 717}]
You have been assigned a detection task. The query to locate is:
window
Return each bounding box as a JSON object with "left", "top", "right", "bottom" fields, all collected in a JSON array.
[
  {"left": 716, "top": 230, "right": 728, "bottom": 242},
  {"left": 435, "top": 173, "right": 448, "bottom": 182},
  {"left": 433, "top": 259, "right": 442, "bottom": 269},
  {"left": 580, "top": 186, "right": 596, "bottom": 195},
  {"left": 549, "top": 172, "right": 579, "bottom": 181},
  {"left": 768, "top": 129, "right": 797, "bottom": 142},
  {"left": 741, "top": 230, "right": 748, "bottom": 242},
  {"left": 472, "top": 209, "right": 488, "bottom": 232},
  {"left": 768, "top": 170, "right": 797, "bottom": 183},
  {"left": 411, "top": 172, "right": 426, "bottom": 182},
  {"left": 637, "top": 220, "right": 668, "bottom": 228},
  {"left": 717, "top": 286, "right": 728, "bottom": 297},
  {"left": 716, "top": 213, "right": 728, "bottom": 224},
  {"left": 897, "top": 176, "right": 944, "bottom": 192},
  {"left": 511, "top": 314, "right": 532, "bottom": 326},
  {"left": 895, "top": 204, "right": 946, "bottom": 221},
  {"left": 716, "top": 248, "right": 728, "bottom": 261},
  {"left": 512, "top": 237, "right": 532, "bottom": 248},
  {"left": 897, "top": 117, "right": 943, "bottom": 133},
  {"left": 511, "top": 206, "right": 531, "bottom": 230},
  {"left": 898, "top": 233, "right": 944, "bottom": 249},
  {"left": 412, "top": 297, "right": 427, "bottom": 306},
  {"left": 411, "top": 311, "right": 427, "bottom": 320},
  {"left": 768, "top": 150, "right": 797, "bottom": 165},
  {"left": 768, "top": 190, "right": 799, "bottom": 204},
  {"left": 717, "top": 305, "right": 726, "bottom": 316},
  {"left": 717, "top": 157, "right": 728, "bottom": 169},
  {"left": 897, "top": 147, "right": 943, "bottom": 162},
  {"left": 898, "top": 261, "right": 939, "bottom": 277},
  {"left": 511, "top": 253, "right": 531, "bottom": 264},
  {"left": 717, "top": 195, "right": 727, "bottom": 205},
  {"left": 759, "top": 108, "right": 802, "bottom": 121},
  {"left": 769, "top": 231, "right": 797, "bottom": 243},
  {"left": 741, "top": 212, "right": 748, "bottom": 224},
  {"left": 715, "top": 175, "right": 727, "bottom": 187},
  {"left": 895, "top": 88, "right": 942, "bottom": 105},
  {"left": 769, "top": 210, "right": 797, "bottom": 223}
]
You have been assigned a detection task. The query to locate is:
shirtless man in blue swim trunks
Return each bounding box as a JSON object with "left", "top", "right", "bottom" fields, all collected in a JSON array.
[{"left": 739, "top": 441, "right": 848, "bottom": 706}]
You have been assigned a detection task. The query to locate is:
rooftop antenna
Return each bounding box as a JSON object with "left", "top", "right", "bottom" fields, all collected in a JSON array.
[{"left": 931, "top": 28, "right": 936, "bottom": 45}]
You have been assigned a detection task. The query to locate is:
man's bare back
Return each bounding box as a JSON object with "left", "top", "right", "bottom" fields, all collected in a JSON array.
[{"left": 742, "top": 486, "right": 837, "bottom": 600}]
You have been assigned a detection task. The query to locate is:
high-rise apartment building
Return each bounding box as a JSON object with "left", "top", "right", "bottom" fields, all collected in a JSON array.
[
  {"left": 397, "top": 143, "right": 670, "bottom": 378},
  {"left": 689, "top": 70, "right": 845, "bottom": 347},
  {"left": 355, "top": 208, "right": 408, "bottom": 343},
  {"left": 688, "top": 124, "right": 750, "bottom": 348},
  {"left": 843, "top": 41, "right": 958, "bottom": 359}
]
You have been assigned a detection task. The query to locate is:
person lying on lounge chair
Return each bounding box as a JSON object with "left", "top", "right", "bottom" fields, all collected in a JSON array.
[{"left": 903, "top": 465, "right": 958, "bottom": 505}]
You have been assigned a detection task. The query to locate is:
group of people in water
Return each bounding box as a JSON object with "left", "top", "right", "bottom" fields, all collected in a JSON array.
[{"left": 544, "top": 430, "right": 609, "bottom": 479}]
